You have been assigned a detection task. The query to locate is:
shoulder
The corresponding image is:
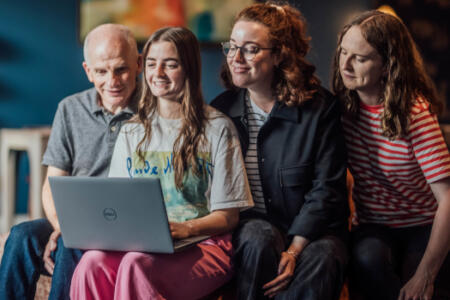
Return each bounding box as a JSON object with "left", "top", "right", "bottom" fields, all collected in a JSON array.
[
  {"left": 409, "top": 97, "right": 438, "bottom": 130},
  {"left": 411, "top": 96, "right": 432, "bottom": 115},
  {"left": 204, "top": 105, "right": 235, "bottom": 129},
  {"left": 308, "top": 86, "right": 338, "bottom": 108},
  {"left": 210, "top": 89, "right": 241, "bottom": 113},
  {"left": 204, "top": 105, "right": 239, "bottom": 140},
  {"left": 298, "top": 86, "right": 340, "bottom": 117}
]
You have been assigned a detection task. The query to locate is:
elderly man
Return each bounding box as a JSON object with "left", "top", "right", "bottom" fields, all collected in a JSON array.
[{"left": 0, "top": 23, "right": 142, "bottom": 300}]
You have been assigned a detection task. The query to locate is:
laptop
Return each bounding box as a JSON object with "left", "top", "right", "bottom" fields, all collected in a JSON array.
[{"left": 49, "top": 176, "right": 209, "bottom": 253}]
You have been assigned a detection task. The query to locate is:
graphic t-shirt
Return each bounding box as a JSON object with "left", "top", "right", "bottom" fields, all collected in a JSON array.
[{"left": 108, "top": 106, "right": 253, "bottom": 222}]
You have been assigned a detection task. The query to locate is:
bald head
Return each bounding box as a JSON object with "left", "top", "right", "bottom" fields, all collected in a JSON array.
[
  {"left": 83, "top": 24, "right": 138, "bottom": 65},
  {"left": 82, "top": 23, "right": 142, "bottom": 114}
]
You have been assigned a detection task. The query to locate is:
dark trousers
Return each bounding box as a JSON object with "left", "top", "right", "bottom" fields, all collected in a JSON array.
[
  {"left": 0, "top": 219, "right": 83, "bottom": 300},
  {"left": 232, "top": 219, "right": 348, "bottom": 300},
  {"left": 349, "top": 223, "right": 450, "bottom": 300}
]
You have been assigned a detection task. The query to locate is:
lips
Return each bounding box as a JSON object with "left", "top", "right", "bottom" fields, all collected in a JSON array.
[
  {"left": 152, "top": 81, "right": 170, "bottom": 87},
  {"left": 341, "top": 72, "right": 356, "bottom": 80},
  {"left": 232, "top": 66, "right": 250, "bottom": 74},
  {"left": 106, "top": 88, "right": 124, "bottom": 96}
]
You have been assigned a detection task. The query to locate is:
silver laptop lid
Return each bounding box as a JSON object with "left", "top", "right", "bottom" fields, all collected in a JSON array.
[{"left": 49, "top": 177, "right": 177, "bottom": 253}]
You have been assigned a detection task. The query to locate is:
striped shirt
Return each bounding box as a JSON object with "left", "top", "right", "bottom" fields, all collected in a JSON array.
[
  {"left": 343, "top": 99, "right": 450, "bottom": 227},
  {"left": 245, "top": 93, "right": 269, "bottom": 214}
]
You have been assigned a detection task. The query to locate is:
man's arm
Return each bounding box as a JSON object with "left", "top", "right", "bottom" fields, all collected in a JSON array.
[
  {"left": 42, "top": 166, "right": 69, "bottom": 232},
  {"left": 41, "top": 166, "right": 69, "bottom": 274}
]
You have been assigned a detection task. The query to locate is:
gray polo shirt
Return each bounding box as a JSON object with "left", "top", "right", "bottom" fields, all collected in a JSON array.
[{"left": 42, "top": 87, "right": 138, "bottom": 176}]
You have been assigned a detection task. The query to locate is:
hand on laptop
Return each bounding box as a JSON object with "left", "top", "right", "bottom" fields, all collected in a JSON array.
[
  {"left": 43, "top": 230, "right": 61, "bottom": 275},
  {"left": 169, "top": 221, "right": 193, "bottom": 239}
]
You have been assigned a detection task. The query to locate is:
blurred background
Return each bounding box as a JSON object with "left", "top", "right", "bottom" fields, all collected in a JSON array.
[{"left": 0, "top": 0, "right": 448, "bottom": 217}]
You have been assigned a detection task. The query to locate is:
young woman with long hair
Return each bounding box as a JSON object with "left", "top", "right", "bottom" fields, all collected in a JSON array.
[
  {"left": 332, "top": 10, "right": 450, "bottom": 300},
  {"left": 70, "top": 27, "right": 253, "bottom": 300}
]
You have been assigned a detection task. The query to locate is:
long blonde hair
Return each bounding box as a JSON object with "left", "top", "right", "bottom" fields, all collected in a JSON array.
[{"left": 135, "top": 27, "right": 206, "bottom": 190}]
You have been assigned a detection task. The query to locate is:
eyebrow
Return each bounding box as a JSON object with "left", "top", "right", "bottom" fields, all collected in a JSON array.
[
  {"left": 146, "top": 57, "right": 179, "bottom": 62},
  {"left": 229, "top": 39, "right": 262, "bottom": 46},
  {"left": 340, "top": 46, "right": 375, "bottom": 58}
]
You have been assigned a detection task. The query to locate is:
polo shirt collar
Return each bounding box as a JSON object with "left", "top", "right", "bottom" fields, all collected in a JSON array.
[{"left": 90, "top": 82, "right": 141, "bottom": 116}]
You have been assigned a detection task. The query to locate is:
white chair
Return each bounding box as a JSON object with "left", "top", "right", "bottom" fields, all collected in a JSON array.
[{"left": 0, "top": 127, "right": 51, "bottom": 234}]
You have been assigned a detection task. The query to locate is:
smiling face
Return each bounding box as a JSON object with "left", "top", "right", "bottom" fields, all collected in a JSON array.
[
  {"left": 83, "top": 35, "right": 141, "bottom": 114},
  {"left": 227, "top": 20, "right": 279, "bottom": 93},
  {"left": 145, "top": 41, "right": 185, "bottom": 102},
  {"left": 339, "top": 26, "right": 385, "bottom": 101}
]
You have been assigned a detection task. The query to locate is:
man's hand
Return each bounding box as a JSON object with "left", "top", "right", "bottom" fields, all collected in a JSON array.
[
  {"left": 262, "top": 251, "right": 296, "bottom": 298},
  {"left": 398, "top": 271, "right": 434, "bottom": 300},
  {"left": 43, "top": 230, "right": 61, "bottom": 275}
]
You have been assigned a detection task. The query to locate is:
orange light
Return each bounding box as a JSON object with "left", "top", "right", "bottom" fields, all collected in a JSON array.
[{"left": 377, "top": 5, "right": 400, "bottom": 18}]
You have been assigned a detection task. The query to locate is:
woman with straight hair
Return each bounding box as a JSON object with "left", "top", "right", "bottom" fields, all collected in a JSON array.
[
  {"left": 332, "top": 10, "right": 450, "bottom": 300},
  {"left": 211, "top": 2, "right": 349, "bottom": 299},
  {"left": 70, "top": 26, "right": 253, "bottom": 300}
]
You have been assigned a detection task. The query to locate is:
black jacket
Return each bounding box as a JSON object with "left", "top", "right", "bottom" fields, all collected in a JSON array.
[{"left": 211, "top": 88, "right": 349, "bottom": 241}]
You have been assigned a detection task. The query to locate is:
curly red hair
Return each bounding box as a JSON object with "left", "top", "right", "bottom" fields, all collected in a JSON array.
[{"left": 222, "top": 2, "right": 320, "bottom": 106}]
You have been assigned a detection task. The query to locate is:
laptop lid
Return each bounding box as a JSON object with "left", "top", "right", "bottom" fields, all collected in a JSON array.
[{"left": 49, "top": 176, "right": 207, "bottom": 254}]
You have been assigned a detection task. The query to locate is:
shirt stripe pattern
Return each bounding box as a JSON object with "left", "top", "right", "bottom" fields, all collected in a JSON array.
[
  {"left": 343, "top": 99, "right": 450, "bottom": 227},
  {"left": 245, "top": 94, "right": 269, "bottom": 214}
]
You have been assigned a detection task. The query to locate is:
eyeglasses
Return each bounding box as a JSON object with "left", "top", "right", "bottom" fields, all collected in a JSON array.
[{"left": 221, "top": 42, "right": 274, "bottom": 61}]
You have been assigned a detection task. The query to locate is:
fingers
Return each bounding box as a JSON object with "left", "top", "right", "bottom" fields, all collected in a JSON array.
[
  {"left": 262, "top": 259, "right": 295, "bottom": 298},
  {"left": 264, "top": 278, "right": 291, "bottom": 298},
  {"left": 263, "top": 272, "right": 291, "bottom": 290},
  {"left": 43, "top": 243, "right": 55, "bottom": 275},
  {"left": 398, "top": 286, "right": 433, "bottom": 300},
  {"left": 43, "top": 231, "right": 60, "bottom": 275},
  {"left": 277, "top": 256, "right": 289, "bottom": 274},
  {"left": 43, "top": 259, "right": 55, "bottom": 275}
]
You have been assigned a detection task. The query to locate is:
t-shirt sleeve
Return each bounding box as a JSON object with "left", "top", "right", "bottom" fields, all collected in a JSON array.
[
  {"left": 42, "top": 102, "right": 73, "bottom": 173},
  {"left": 409, "top": 102, "right": 450, "bottom": 183},
  {"left": 208, "top": 118, "right": 254, "bottom": 211},
  {"left": 108, "top": 126, "right": 136, "bottom": 178}
]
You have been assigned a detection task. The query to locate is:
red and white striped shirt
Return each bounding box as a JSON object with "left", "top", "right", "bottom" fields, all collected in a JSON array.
[{"left": 343, "top": 99, "right": 450, "bottom": 227}]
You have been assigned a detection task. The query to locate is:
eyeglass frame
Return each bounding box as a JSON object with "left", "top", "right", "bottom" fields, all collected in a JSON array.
[{"left": 221, "top": 42, "right": 275, "bottom": 61}]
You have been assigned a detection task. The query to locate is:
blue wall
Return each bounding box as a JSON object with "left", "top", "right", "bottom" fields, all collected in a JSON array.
[
  {"left": 0, "top": 0, "right": 227, "bottom": 128},
  {"left": 0, "top": 0, "right": 372, "bottom": 212},
  {"left": 0, "top": 0, "right": 372, "bottom": 128},
  {"left": 0, "top": 0, "right": 87, "bottom": 127}
]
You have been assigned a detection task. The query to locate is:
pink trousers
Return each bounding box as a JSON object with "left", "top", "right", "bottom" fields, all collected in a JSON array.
[{"left": 70, "top": 233, "right": 233, "bottom": 300}]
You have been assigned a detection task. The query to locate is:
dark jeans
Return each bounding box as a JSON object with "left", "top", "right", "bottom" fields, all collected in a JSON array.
[
  {"left": 232, "top": 219, "right": 348, "bottom": 300},
  {"left": 0, "top": 218, "right": 83, "bottom": 300},
  {"left": 349, "top": 223, "right": 450, "bottom": 300}
]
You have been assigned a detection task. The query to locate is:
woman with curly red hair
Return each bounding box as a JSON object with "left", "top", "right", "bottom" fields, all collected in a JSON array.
[
  {"left": 211, "top": 3, "right": 349, "bottom": 299},
  {"left": 332, "top": 10, "right": 450, "bottom": 300}
]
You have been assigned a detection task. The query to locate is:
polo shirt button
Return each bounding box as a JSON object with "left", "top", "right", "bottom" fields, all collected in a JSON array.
[
  {"left": 110, "top": 125, "right": 117, "bottom": 132},
  {"left": 268, "top": 198, "right": 272, "bottom": 203},
  {"left": 261, "top": 158, "right": 265, "bottom": 162}
]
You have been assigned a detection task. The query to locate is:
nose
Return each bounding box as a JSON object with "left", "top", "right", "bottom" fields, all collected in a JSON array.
[
  {"left": 156, "top": 64, "right": 166, "bottom": 77},
  {"left": 107, "top": 72, "right": 120, "bottom": 87},
  {"left": 341, "top": 55, "right": 352, "bottom": 72},
  {"left": 234, "top": 47, "right": 245, "bottom": 63}
]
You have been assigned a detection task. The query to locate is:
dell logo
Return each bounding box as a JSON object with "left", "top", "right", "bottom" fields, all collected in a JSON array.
[{"left": 103, "top": 208, "right": 117, "bottom": 221}]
